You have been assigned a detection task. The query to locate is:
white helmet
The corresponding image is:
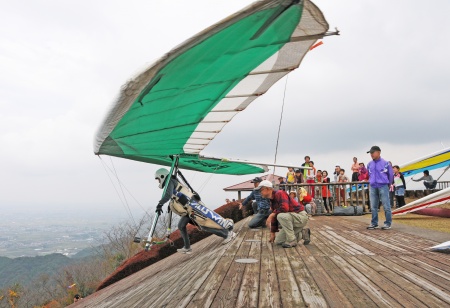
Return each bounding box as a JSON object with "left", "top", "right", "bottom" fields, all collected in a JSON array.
[{"left": 155, "top": 168, "right": 170, "bottom": 189}]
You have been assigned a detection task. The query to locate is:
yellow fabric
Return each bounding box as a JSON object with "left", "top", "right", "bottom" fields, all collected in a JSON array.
[
  {"left": 298, "top": 187, "right": 308, "bottom": 201},
  {"left": 402, "top": 152, "right": 450, "bottom": 174},
  {"left": 287, "top": 171, "right": 295, "bottom": 183}
]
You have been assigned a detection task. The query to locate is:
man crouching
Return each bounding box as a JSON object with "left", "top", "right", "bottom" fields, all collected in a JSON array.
[{"left": 256, "top": 180, "right": 311, "bottom": 248}]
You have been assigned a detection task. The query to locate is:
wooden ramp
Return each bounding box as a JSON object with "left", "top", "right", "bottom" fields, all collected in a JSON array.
[{"left": 73, "top": 216, "right": 450, "bottom": 308}]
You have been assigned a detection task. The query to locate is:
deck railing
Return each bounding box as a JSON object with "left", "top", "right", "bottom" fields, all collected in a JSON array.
[
  {"left": 273, "top": 180, "right": 449, "bottom": 214},
  {"left": 278, "top": 182, "right": 370, "bottom": 213},
  {"left": 437, "top": 181, "right": 450, "bottom": 190}
]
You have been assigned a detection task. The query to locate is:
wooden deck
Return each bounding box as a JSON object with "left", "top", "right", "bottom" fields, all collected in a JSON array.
[{"left": 74, "top": 216, "right": 450, "bottom": 308}]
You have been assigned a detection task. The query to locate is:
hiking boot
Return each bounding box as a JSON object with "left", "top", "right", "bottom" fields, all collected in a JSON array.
[
  {"left": 302, "top": 228, "right": 311, "bottom": 245},
  {"left": 367, "top": 224, "right": 378, "bottom": 230},
  {"left": 222, "top": 231, "right": 237, "bottom": 245},
  {"left": 282, "top": 241, "right": 297, "bottom": 248},
  {"left": 177, "top": 247, "right": 192, "bottom": 254},
  {"left": 381, "top": 224, "right": 391, "bottom": 230}
]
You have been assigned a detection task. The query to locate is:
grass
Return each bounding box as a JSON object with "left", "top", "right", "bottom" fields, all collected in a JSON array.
[
  {"left": 364, "top": 207, "right": 450, "bottom": 234},
  {"left": 393, "top": 215, "right": 450, "bottom": 233}
]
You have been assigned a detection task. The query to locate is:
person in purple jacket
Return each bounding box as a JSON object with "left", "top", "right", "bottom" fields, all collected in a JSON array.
[{"left": 366, "top": 146, "right": 394, "bottom": 230}]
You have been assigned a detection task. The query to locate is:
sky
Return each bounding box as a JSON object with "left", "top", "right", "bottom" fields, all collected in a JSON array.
[{"left": 1, "top": 0, "right": 450, "bottom": 220}]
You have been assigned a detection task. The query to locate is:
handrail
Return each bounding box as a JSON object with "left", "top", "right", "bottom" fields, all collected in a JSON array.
[
  {"left": 276, "top": 181, "right": 371, "bottom": 213},
  {"left": 437, "top": 181, "right": 450, "bottom": 190}
]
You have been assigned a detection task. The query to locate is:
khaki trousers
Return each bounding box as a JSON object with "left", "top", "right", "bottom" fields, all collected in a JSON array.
[{"left": 275, "top": 211, "right": 309, "bottom": 244}]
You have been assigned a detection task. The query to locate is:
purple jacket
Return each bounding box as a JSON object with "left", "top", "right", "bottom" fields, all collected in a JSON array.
[{"left": 367, "top": 157, "right": 393, "bottom": 188}]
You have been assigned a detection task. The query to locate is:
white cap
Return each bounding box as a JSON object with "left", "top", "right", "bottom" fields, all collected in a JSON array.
[{"left": 255, "top": 180, "right": 273, "bottom": 190}]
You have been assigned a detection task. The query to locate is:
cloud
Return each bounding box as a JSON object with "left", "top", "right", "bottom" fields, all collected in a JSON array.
[{"left": 1, "top": 0, "right": 450, "bottom": 215}]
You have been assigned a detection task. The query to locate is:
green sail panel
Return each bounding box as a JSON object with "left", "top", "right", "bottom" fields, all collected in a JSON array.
[{"left": 94, "top": 0, "right": 329, "bottom": 174}]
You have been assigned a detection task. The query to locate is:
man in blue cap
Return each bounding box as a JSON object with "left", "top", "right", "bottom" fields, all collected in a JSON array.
[
  {"left": 366, "top": 146, "right": 394, "bottom": 230},
  {"left": 239, "top": 177, "right": 271, "bottom": 228}
]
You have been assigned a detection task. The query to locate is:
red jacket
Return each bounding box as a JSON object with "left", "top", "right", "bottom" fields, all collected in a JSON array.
[{"left": 270, "top": 190, "right": 306, "bottom": 232}]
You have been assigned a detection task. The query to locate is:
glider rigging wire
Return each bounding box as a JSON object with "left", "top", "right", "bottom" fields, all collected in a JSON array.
[
  {"left": 273, "top": 75, "right": 289, "bottom": 177},
  {"left": 98, "top": 156, "right": 150, "bottom": 228},
  {"left": 197, "top": 160, "right": 225, "bottom": 193}
]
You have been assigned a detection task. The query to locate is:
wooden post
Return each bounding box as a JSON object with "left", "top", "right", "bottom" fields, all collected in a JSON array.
[{"left": 238, "top": 191, "right": 242, "bottom": 200}]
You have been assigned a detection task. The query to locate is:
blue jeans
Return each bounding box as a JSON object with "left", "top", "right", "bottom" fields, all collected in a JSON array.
[
  {"left": 424, "top": 180, "right": 437, "bottom": 189},
  {"left": 369, "top": 185, "right": 392, "bottom": 226},
  {"left": 395, "top": 186, "right": 405, "bottom": 196},
  {"left": 248, "top": 208, "right": 271, "bottom": 228}
]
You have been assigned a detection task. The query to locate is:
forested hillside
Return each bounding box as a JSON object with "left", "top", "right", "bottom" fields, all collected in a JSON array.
[{"left": 0, "top": 254, "right": 74, "bottom": 288}]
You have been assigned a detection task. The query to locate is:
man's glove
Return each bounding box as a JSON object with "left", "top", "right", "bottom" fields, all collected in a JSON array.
[{"left": 156, "top": 202, "right": 163, "bottom": 215}]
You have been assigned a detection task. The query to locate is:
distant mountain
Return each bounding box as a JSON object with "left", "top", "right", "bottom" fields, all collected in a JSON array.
[
  {"left": 71, "top": 246, "right": 100, "bottom": 259},
  {"left": 0, "top": 253, "right": 75, "bottom": 288}
]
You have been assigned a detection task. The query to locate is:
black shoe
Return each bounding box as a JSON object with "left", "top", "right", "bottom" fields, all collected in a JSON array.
[
  {"left": 367, "top": 224, "right": 378, "bottom": 230},
  {"left": 302, "top": 228, "right": 311, "bottom": 245}
]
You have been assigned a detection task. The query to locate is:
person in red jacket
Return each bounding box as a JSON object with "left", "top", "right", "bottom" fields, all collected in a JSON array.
[{"left": 256, "top": 180, "right": 310, "bottom": 248}]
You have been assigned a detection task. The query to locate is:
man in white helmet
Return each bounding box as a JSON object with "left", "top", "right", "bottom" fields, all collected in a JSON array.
[{"left": 155, "top": 168, "right": 236, "bottom": 254}]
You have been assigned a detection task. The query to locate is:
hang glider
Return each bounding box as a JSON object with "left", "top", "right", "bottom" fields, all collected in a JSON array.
[
  {"left": 392, "top": 186, "right": 450, "bottom": 215},
  {"left": 94, "top": 0, "right": 331, "bottom": 175},
  {"left": 400, "top": 147, "right": 450, "bottom": 177},
  {"left": 429, "top": 241, "right": 450, "bottom": 254}
]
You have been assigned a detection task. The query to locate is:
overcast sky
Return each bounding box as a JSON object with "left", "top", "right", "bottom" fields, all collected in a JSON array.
[{"left": 1, "top": 0, "right": 450, "bottom": 220}]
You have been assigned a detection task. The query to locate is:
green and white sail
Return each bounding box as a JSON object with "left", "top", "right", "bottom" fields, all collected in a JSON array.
[{"left": 94, "top": 0, "right": 329, "bottom": 174}]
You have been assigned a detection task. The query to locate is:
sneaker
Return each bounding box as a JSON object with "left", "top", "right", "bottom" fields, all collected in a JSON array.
[
  {"left": 282, "top": 241, "right": 297, "bottom": 248},
  {"left": 302, "top": 228, "right": 311, "bottom": 245},
  {"left": 367, "top": 224, "right": 378, "bottom": 230},
  {"left": 381, "top": 224, "right": 391, "bottom": 230},
  {"left": 222, "top": 231, "right": 237, "bottom": 245},
  {"left": 177, "top": 247, "right": 192, "bottom": 254}
]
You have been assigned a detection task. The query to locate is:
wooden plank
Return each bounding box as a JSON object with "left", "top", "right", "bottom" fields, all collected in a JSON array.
[
  {"left": 133, "top": 227, "right": 244, "bottom": 307},
  {"left": 344, "top": 230, "right": 403, "bottom": 255},
  {"left": 236, "top": 228, "right": 261, "bottom": 308},
  {"left": 375, "top": 233, "right": 436, "bottom": 252},
  {"left": 134, "top": 234, "right": 229, "bottom": 306},
  {"left": 315, "top": 232, "right": 412, "bottom": 307},
  {"left": 75, "top": 215, "right": 450, "bottom": 308},
  {"left": 208, "top": 227, "right": 254, "bottom": 307},
  {"left": 323, "top": 230, "right": 375, "bottom": 255},
  {"left": 273, "top": 244, "right": 305, "bottom": 307},
  {"left": 358, "top": 255, "right": 447, "bottom": 308},
  {"left": 413, "top": 253, "right": 450, "bottom": 272},
  {"left": 391, "top": 255, "right": 450, "bottom": 293},
  {"left": 349, "top": 232, "right": 409, "bottom": 254},
  {"left": 330, "top": 217, "right": 437, "bottom": 252},
  {"left": 315, "top": 220, "right": 407, "bottom": 256},
  {"left": 314, "top": 227, "right": 404, "bottom": 308},
  {"left": 284, "top": 246, "right": 328, "bottom": 307},
  {"left": 381, "top": 233, "right": 436, "bottom": 249},
  {"left": 310, "top": 240, "right": 377, "bottom": 307},
  {"left": 326, "top": 255, "right": 401, "bottom": 307},
  {"left": 296, "top": 245, "right": 352, "bottom": 308},
  {"left": 164, "top": 237, "right": 235, "bottom": 307},
  {"left": 344, "top": 254, "right": 425, "bottom": 308},
  {"left": 301, "top": 217, "right": 450, "bottom": 308},
  {"left": 187, "top": 225, "right": 249, "bottom": 307},
  {"left": 422, "top": 251, "right": 450, "bottom": 268},
  {"left": 374, "top": 255, "right": 450, "bottom": 305},
  {"left": 90, "top": 230, "right": 232, "bottom": 308},
  {"left": 258, "top": 228, "right": 281, "bottom": 308},
  {"left": 400, "top": 254, "right": 450, "bottom": 282}
]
